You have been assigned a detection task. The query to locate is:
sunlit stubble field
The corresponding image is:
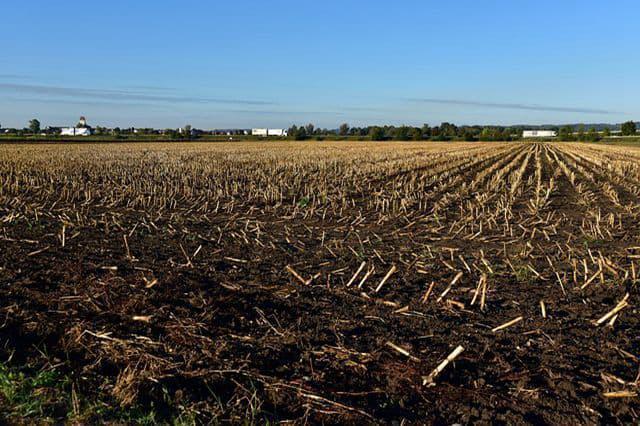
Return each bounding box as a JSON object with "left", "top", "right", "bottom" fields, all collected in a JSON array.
[{"left": 0, "top": 141, "right": 639, "bottom": 423}]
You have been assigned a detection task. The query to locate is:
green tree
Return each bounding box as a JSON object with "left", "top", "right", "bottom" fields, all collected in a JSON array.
[
  {"left": 587, "top": 127, "right": 600, "bottom": 142},
  {"left": 293, "top": 126, "right": 308, "bottom": 140},
  {"left": 558, "top": 126, "right": 574, "bottom": 141},
  {"left": 338, "top": 123, "right": 350, "bottom": 136},
  {"left": 621, "top": 121, "right": 637, "bottom": 136},
  {"left": 28, "top": 119, "right": 41, "bottom": 134},
  {"left": 577, "top": 124, "right": 585, "bottom": 141},
  {"left": 463, "top": 130, "right": 476, "bottom": 141},
  {"left": 411, "top": 127, "right": 423, "bottom": 140},
  {"left": 370, "top": 126, "right": 385, "bottom": 141},
  {"left": 393, "top": 126, "right": 411, "bottom": 140},
  {"left": 421, "top": 124, "right": 431, "bottom": 139},
  {"left": 305, "top": 123, "right": 315, "bottom": 135},
  {"left": 439, "top": 122, "right": 458, "bottom": 139},
  {"left": 479, "top": 127, "right": 493, "bottom": 141},
  {"left": 602, "top": 128, "right": 611, "bottom": 138}
]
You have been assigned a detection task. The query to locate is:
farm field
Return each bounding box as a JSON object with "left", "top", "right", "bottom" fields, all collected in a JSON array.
[{"left": 0, "top": 141, "right": 639, "bottom": 423}]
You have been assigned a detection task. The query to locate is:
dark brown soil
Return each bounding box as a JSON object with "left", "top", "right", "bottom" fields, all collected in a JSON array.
[{"left": 0, "top": 142, "right": 639, "bottom": 424}]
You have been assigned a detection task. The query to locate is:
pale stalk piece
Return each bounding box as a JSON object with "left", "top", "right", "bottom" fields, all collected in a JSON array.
[
  {"left": 447, "top": 300, "right": 465, "bottom": 310},
  {"left": 61, "top": 224, "right": 66, "bottom": 248},
  {"left": 608, "top": 314, "right": 618, "bottom": 327},
  {"left": 458, "top": 255, "right": 472, "bottom": 273},
  {"left": 540, "top": 300, "right": 547, "bottom": 318},
  {"left": 492, "top": 316, "right": 523, "bottom": 332},
  {"left": 101, "top": 266, "right": 118, "bottom": 271},
  {"left": 132, "top": 315, "right": 153, "bottom": 322},
  {"left": 144, "top": 278, "right": 159, "bottom": 289},
  {"left": 471, "top": 275, "right": 486, "bottom": 306},
  {"left": 123, "top": 234, "right": 131, "bottom": 259},
  {"left": 423, "top": 345, "right": 465, "bottom": 386},
  {"left": 305, "top": 272, "right": 321, "bottom": 285},
  {"left": 385, "top": 341, "right": 418, "bottom": 361},
  {"left": 555, "top": 272, "right": 566, "bottom": 295},
  {"left": 27, "top": 246, "right": 50, "bottom": 257},
  {"left": 437, "top": 272, "right": 464, "bottom": 303},
  {"left": 421, "top": 281, "right": 436, "bottom": 304},
  {"left": 357, "top": 267, "right": 375, "bottom": 289},
  {"left": 375, "top": 265, "right": 397, "bottom": 293},
  {"left": 192, "top": 245, "right": 202, "bottom": 260},
  {"left": 480, "top": 279, "right": 487, "bottom": 311},
  {"left": 286, "top": 265, "right": 308, "bottom": 285},
  {"left": 179, "top": 244, "right": 193, "bottom": 267},
  {"left": 595, "top": 294, "right": 629, "bottom": 326},
  {"left": 580, "top": 268, "right": 603, "bottom": 290},
  {"left": 346, "top": 262, "right": 366, "bottom": 287},
  {"left": 603, "top": 391, "right": 637, "bottom": 398}
]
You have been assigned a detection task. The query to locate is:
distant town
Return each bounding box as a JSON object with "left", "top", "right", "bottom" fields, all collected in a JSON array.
[{"left": 0, "top": 116, "right": 637, "bottom": 142}]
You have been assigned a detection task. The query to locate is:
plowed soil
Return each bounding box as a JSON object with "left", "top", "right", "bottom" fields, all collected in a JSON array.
[{"left": 0, "top": 141, "right": 639, "bottom": 424}]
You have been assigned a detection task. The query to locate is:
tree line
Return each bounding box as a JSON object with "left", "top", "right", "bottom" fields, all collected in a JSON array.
[
  {"left": 2, "top": 119, "right": 637, "bottom": 141},
  {"left": 288, "top": 121, "right": 637, "bottom": 141},
  {"left": 288, "top": 123, "right": 517, "bottom": 141}
]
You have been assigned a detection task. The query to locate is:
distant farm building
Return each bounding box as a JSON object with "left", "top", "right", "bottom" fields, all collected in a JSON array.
[
  {"left": 252, "top": 128, "right": 288, "bottom": 137},
  {"left": 61, "top": 127, "right": 92, "bottom": 136},
  {"left": 522, "top": 130, "right": 556, "bottom": 138},
  {"left": 61, "top": 116, "right": 92, "bottom": 136}
]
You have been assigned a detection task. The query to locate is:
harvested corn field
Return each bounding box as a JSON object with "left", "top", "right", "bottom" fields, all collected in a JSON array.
[{"left": 0, "top": 141, "right": 639, "bottom": 423}]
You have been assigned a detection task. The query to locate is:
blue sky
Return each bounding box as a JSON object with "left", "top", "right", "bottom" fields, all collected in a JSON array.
[{"left": 1, "top": 0, "right": 638, "bottom": 129}]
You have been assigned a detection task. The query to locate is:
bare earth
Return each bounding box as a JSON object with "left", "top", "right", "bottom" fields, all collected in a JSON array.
[{"left": 0, "top": 141, "right": 639, "bottom": 424}]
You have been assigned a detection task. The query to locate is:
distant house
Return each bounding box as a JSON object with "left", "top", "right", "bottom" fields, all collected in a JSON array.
[
  {"left": 61, "top": 116, "right": 93, "bottom": 136},
  {"left": 522, "top": 130, "right": 556, "bottom": 138},
  {"left": 252, "top": 128, "right": 288, "bottom": 137}
]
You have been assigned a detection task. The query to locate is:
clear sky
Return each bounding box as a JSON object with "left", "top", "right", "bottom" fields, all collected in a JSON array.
[{"left": 1, "top": 0, "right": 638, "bottom": 129}]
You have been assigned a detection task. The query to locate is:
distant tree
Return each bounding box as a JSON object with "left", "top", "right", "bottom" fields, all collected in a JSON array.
[
  {"left": 393, "top": 126, "right": 411, "bottom": 141},
  {"left": 421, "top": 124, "right": 431, "bottom": 139},
  {"left": 479, "top": 127, "right": 493, "bottom": 141},
  {"left": 621, "top": 121, "right": 637, "bottom": 136},
  {"left": 602, "top": 128, "right": 611, "bottom": 138},
  {"left": 370, "top": 126, "right": 386, "bottom": 141},
  {"left": 28, "top": 119, "right": 41, "bottom": 134},
  {"left": 293, "top": 126, "right": 308, "bottom": 140},
  {"left": 339, "top": 123, "right": 350, "bottom": 136},
  {"left": 587, "top": 127, "right": 600, "bottom": 142},
  {"left": 305, "top": 123, "right": 315, "bottom": 135},
  {"left": 463, "top": 130, "right": 476, "bottom": 141},
  {"left": 439, "top": 122, "right": 458, "bottom": 139},
  {"left": 288, "top": 125, "right": 298, "bottom": 138},
  {"left": 558, "top": 126, "right": 574, "bottom": 141},
  {"left": 577, "top": 124, "right": 585, "bottom": 141},
  {"left": 183, "top": 124, "right": 192, "bottom": 140},
  {"left": 411, "top": 127, "right": 423, "bottom": 140}
]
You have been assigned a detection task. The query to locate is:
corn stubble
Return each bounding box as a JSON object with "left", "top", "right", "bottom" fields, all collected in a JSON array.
[{"left": 0, "top": 141, "right": 639, "bottom": 423}]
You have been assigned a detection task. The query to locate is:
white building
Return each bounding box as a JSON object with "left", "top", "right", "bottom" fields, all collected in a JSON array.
[
  {"left": 61, "top": 127, "right": 92, "bottom": 136},
  {"left": 522, "top": 130, "right": 557, "bottom": 138},
  {"left": 252, "top": 128, "right": 288, "bottom": 137},
  {"left": 61, "top": 116, "right": 92, "bottom": 136}
]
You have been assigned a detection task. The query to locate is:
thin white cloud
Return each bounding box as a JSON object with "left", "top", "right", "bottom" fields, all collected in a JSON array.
[
  {"left": 408, "top": 98, "right": 618, "bottom": 114},
  {"left": 0, "top": 83, "right": 274, "bottom": 105}
]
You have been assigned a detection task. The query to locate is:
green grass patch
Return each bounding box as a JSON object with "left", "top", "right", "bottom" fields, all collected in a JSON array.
[{"left": 0, "top": 361, "right": 197, "bottom": 424}]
